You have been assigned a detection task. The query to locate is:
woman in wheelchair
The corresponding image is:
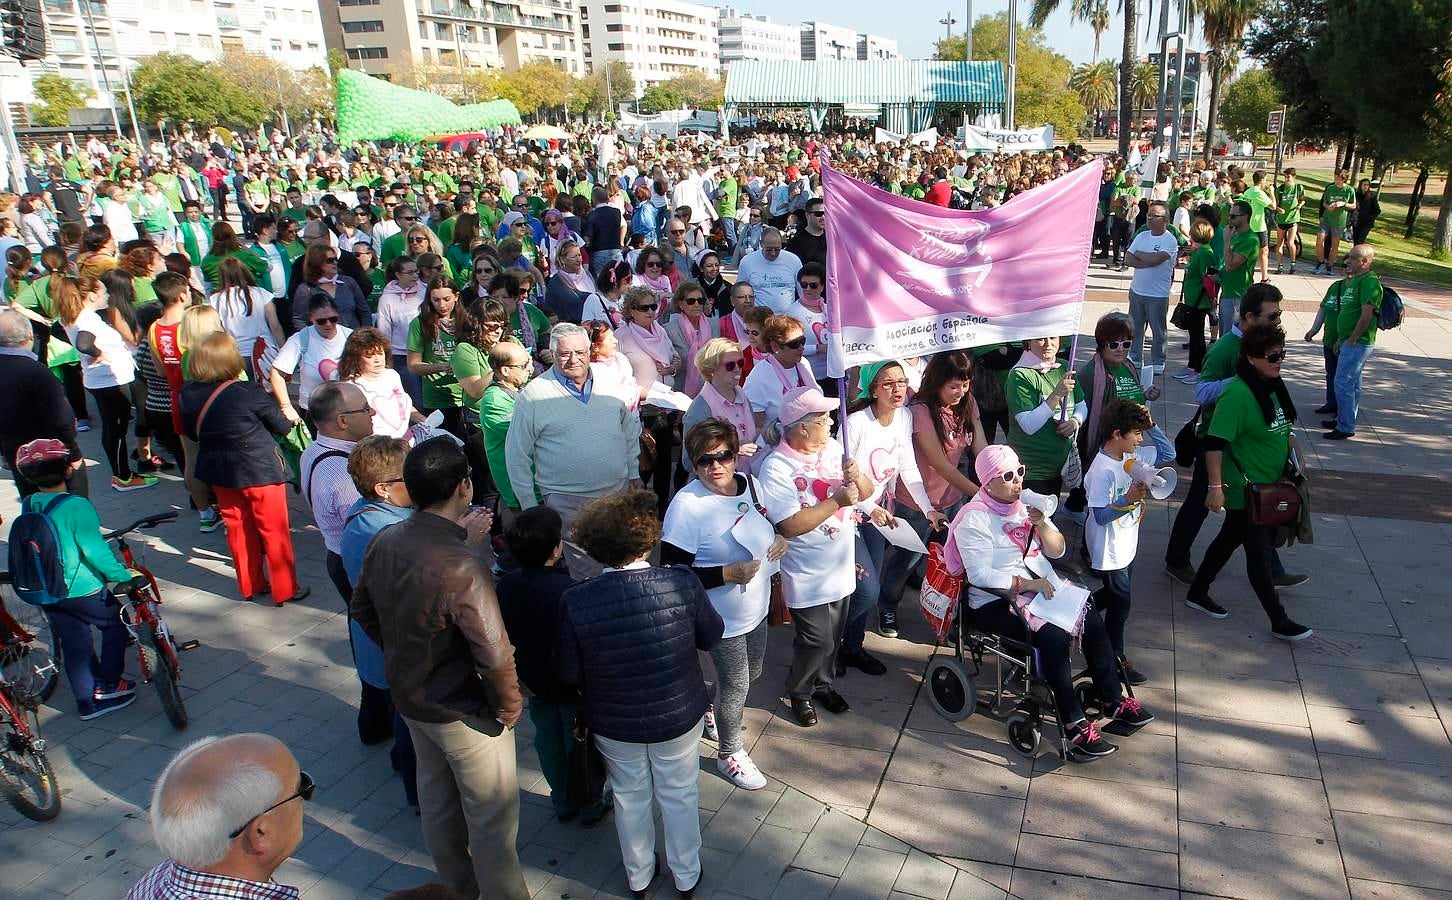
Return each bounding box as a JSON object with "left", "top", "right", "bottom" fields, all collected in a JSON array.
[{"left": 950, "top": 445, "right": 1154, "bottom": 760}]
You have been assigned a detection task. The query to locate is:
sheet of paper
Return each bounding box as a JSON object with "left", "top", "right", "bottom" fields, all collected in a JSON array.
[
  {"left": 1026, "top": 582, "right": 1092, "bottom": 633},
  {"left": 873, "top": 518, "right": 928, "bottom": 554},
  {"left": 645, "top": 382, "right": 693, "bottom": 412},
  {"left": 730, "top": 512, "right": 775, "bottom": 559}
]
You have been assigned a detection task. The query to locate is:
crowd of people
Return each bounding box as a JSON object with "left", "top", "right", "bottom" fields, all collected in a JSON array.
[{"left": 0, "top": 121, "right": 1391, "bottom": 900}]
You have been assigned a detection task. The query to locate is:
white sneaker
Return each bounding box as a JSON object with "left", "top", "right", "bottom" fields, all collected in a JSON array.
[
  {"left": 717, "top": 750, "right": 767, "bottom": 790},
  {"left": 1181, "top": 373, "right": 1201, "bottom": 385},
  {"left": 703, "top": 705, "right": 719, "bottom": 742}
]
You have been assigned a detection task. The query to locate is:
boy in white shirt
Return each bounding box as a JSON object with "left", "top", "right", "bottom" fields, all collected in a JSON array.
[{"left": 1083, "top": 399, "right": 1154, "bottom": 686}]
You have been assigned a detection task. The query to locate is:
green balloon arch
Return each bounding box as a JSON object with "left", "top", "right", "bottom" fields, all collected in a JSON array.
[{"left": 334, "top": 68, "right": 522, "bottom": 145}]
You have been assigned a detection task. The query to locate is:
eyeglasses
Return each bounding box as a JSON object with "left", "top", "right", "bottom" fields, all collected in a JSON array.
[
  {"left": 781, "top": 337, "right": 806, "bottom": 350},
  {"left": 681, "top": 296, "right": 704, "bottom": 305},
  {"left": 721, "top": 358, "right": 742, "bottom": 372},
  {"left": 228, "top": 771, "right": 315, "bottom": 839},
  {"left": 694, "top": 449, "right": 736, "bottom": 467},
  {"left": 516, "top": 288, "right": 531, "bottom": 298},
  {"left": 1262, "top": 350, "right": 1286, "bottom": 364},
  {"left": 1105, "top": 339, "right": 1133, "bottom": 350},
  {"left": 312, "top": 316, "right": 340, "bottom": 326},
  {"left": 810, "top": 210, "right": 826, "bottom": 217},
  {"left": 1259, "top": 311, "right": 1283, "bottom": 322},
  {"left": 645, "top": 261, "right": 662, "bottom": 269},
  {"left": 745, "top": 329, "right": 762, "bottom": 338},
  {"left": 670, "top": 229, "right": 685, "bottom": 235},
  {"left": 799, "top": 281, "right": 822, "bottom": 290},
  {"left": 409, "top": 235, "right": 429, "bottom": 242},
  {"left": 633, "top": 303, "right": 659, "bottom": 312},
  {"left": 999, "top": 465, "right": 1028, "bottom": 483},
  {"left": 556, "top": 349, "right": 590, "bottom": 359},
  {"left": 482, "top": 321, "right": 506, "bottom": 331},
  {"left": 339, "top": 405, "right": 374, "bottom": 417},
  {"left": 379, "top": 476, "right": 405, "bottom": 485},
  {"left": 323, "top": 255, "right": 338, "bottom": 263},
  {"left": 876, "top": 379, "right": 910, "bottom": 390}
]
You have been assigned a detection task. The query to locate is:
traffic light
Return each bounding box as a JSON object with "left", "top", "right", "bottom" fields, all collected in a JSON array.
[{"left": 0, "top": 0, "right": 46, "bottom": 63}]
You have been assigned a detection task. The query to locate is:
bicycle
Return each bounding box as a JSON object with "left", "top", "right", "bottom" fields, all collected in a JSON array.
[
  {"left": 0, "top": 573, "right": 62, "bottom": 821},
  {"left": 107, "top": 511, "right": 196, "bottom": 730}
]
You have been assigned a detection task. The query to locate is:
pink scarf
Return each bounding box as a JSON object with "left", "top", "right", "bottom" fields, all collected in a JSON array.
[
  {"left": 701, "top": 380, "right": 753, "bottom": 443},
  {"left": 624, "top": 319, "right": 673, "bottom": 367},
  {"left": 773, "top": 439, "right": 850, "bottom": 524},
  {"left": 677, "top": 313, "right": 710, "bottom": 396},
  {"left": 722, "top": 311, "right": 747, "bottom": 345},
  {"left": 765, "top": 352, "right": 810, "bottom": 394},
  {"left": 640, "top": 271, "right": 672, "bottom": 299}
]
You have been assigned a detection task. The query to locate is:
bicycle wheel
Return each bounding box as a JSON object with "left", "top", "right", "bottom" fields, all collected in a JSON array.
[
  {"left": 3, "top": 593, "right": 58, "bottom": 704},
  {"left": 139, "top": 625, "right": 188, "bottom": 730},
  {"left": 0, "top": 696, "right": 61, "bottom": 821}
]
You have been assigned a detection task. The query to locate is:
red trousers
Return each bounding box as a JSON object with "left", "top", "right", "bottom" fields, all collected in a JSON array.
[{"left": 213, "top": 483, "right": 298, "bottom": 601}]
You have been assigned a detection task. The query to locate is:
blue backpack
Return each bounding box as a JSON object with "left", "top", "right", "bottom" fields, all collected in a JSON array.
[
  {"left": 1379, "top": 285, "right": 1404, "bottom": 330},
  {"left": 7, "top": 493, "right": 77, "bottom": 606}
]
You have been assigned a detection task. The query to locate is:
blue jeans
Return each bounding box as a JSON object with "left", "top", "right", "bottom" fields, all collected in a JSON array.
[
  {"left": 718, "top": 216, "right": 738, "bottom": 255},
  {"left": 1219, "top": 295, "right": 1241, "bottom": 334},
  {"left": 45, "top": 590, "right": 129, "bottom": 711},
  {"left": 1092, "top": 563, "right": 1133, "bottom": 656},
  {"left": 1321, "top": 344, "right": 1339, "bottom": 411},
  {"left": 1128, "top": 291, "right": 1169, "bottom": 369},
  {"left": 589, "top": 248, "right": 622, "bottom": 278},
  {"left": 1334, "top": 341, "right": 1372, "bottom": 434},
  {"left": 842, "top": 524, "right": 885, "bottom": 653}
]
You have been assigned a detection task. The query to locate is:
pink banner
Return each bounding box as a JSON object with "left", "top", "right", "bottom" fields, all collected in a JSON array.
[{"left": 823, "top": 158, "right": 1103, "bottom": 376}]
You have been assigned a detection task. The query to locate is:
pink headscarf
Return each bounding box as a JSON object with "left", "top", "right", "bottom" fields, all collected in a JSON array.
[{"left": 967, "top": 444, "right": 1025, "bottom": 518}]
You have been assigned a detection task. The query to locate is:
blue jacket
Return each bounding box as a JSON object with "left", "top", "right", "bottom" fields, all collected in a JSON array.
[
  {"left": 341, "top": 499, "right": 410, "bottom": 688},
  {"left": 555, "top": 565, "right": 723, "bottom": 744}
]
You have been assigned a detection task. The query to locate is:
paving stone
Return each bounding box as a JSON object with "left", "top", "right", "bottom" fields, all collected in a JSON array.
[
  {"left": 1178, "top": 820, "right": 1349, "bottom": 899},
  {"left": 1320, "top": 754, "right": 1452, "bottom": 825},
  {"left": 763, "top": 787, "right": 826, "bottom": 833},
  {"left": 700, "top": 779, "right": 779, "bottom": 853},
  {"left": 1012, "top": 833, "right": 1179, "bottom": 890},
  {"left": 891, "top": 848, "right": 956, "bottom": 900},
  {"left": 830, "top": 844, "right": 906, "bottom": 900},
  {"left": 1175, "top": 670, "right": 1310, "bottom": 726},
  {"left": 1335, "top": 810, "right": 1452, "bottom": 890},
  {"left": 882, "top": 728, "right": 1032, "bottom": 799},
  {"left": 1349, "top": 879, "right": 1452, "bottom": 899},
  {"left": 1305, "top": 705, "right": 1452, "bottom": 767},
  {"left": 1175, "top": 713, "right": 1322, "bottom": 777},
  {"left": 1030, "top": 731, "right": 1177, "bottom": 789},
  {"left": 1294, "top": 629, "right": 1420, "bottom": 674},
  {"left": 721, "top": 822, "right": 809, "bottom": 899},
  {"left": 771, "top": 867, "right": 838, "bottom": 900},
  {"left": 1177, "top": 762, "right": 1334, "bottom": 838},
  {"left": 868, "top": 782, "right": 1021, "bottom": 865},
  {"left": 1022, "top": 773, "right": 1178, "bottom": 854},
  {"left": 793, "top": 809, "right": 868, "bottom": 878},
  {"left": 747, "top": 735, "right": 889, "bottom": 810}
]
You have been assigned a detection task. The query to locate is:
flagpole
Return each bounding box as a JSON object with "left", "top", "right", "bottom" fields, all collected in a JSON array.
[{"left": 821, "top": 148, "right": 853, "bottom": 455}]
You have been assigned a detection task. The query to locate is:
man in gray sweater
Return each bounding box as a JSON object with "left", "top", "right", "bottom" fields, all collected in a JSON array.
[{"left": 505, "top": 322, "right": 641, "bottom": 578}]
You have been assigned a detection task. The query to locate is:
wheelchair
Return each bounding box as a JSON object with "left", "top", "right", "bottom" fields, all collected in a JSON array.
[{"left": 923, "top": 586, "right": 1137, "bottom": 762}]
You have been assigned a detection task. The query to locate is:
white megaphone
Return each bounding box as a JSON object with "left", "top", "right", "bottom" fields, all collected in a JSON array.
[
  {"left": 1020, "top": 489, "right": 1059, "bottom": 518},
  {"left": 1124, "top": 454, "right": 1178, "bottom": 500}
]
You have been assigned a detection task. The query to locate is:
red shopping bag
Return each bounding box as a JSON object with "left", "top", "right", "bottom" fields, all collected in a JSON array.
[{"left": 919, "top": 540, "right": 964, "bottom": 644}]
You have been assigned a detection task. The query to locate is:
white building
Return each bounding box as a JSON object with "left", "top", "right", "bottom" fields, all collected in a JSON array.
[
  {"left": 716, "top": 7, "right": 798, "bottom": 72},
  {"left": 857, "top": 33, "right": 897, "bottom": 61},
  {"left": 798, "top": 20, "right": 856, "bottom": 61},
  {"left": 580, "top": 0, "right": 719, "bottom": 92},
  {"left": 23, "top": 0, "right": 329, "bottom": 107}
]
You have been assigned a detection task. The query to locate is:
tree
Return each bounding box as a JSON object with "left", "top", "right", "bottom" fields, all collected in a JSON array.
[
  {"left": 1070, "top": 60, "right": 1117, "bottom": 115},
  {"left": 220, "top": 48, "right": 299, "bottom": 131},
  {"left": 1245, "top": 0, "right": 1351, "bottom": 149},
  {"left": 662, "top": 72, "right": 724, "bottom": 109},
  {"left": 494, "top": 61, "right": 572, "bottom": 118},
  {"left": 1089, "top": 1, "right": 1111, "bottom": 62},
  {"left": 1434, "top": 59, "right": 1452, "bottom": 255},
  {"left": 1200, "top": 0, "right": 1262, "bottom": 160},
  {"left": 30, "top": 74, "right": 92, "bottom": 127},
  {"left": 1218, "top": 67, "right": 1282, "bottom": 146},
  {"left": 637, "top": 83, "right": 685, "bottom": 114},
  {"left": 128, "top": 53, "right": 265, "bottom": 131},
  {"left": 946, "top": 12, "right": 1083, "bottom": 140},
  {"left": 1030, "top": 0, "right": 1136, "bottom": 154},
  {"left": 1130, "top": 62, "right": 1160, "bottom": 115}
]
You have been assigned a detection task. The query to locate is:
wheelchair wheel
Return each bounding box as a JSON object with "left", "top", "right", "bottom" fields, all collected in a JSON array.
[
  {"left": 925, "top": 656, "right": 976, "bottom": 722},
  {"left": 1005, "top": 712, "right": 1042, "bottom": 758},
  {"left": 1075, "top": 682, "right": 1104, "bottom": 721}
]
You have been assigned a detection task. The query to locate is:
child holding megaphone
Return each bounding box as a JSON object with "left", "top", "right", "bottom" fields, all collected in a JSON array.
[{"left": 1082, "top": 399, "right": 1158, "bottom": 686}]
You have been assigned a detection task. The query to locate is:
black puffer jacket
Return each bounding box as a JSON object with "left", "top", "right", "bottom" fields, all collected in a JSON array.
[{"left": 555, "top": 565, "right": 724, "bottom": 744}]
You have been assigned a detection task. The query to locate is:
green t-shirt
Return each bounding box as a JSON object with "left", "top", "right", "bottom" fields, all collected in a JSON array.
[
  {"left": 1006, "top": 365, "right": 1084, "bottom": 482},
  {"left": 1317, "top": 283, "right": 1341, "bottom": 346},
  {"left": 1182, "top": 245, "right": 1216, "bottom": 310},
  {"left": 132, "top": 276, "right": 156, "bottom": 305},
  {"left": 1208, "top": 377, "right": 1292, "bottom": 510},
  {"left": 1239, "top": 185, "right": 1273, "bottom": 233},
  {"left": 1104, "top": 363, "right": 1146, "bottom": 402},
  {"left": 1111, "top": 181, "right": 1140, "bottom": 215},
  {"left": 381, "top": 232, "right": 407, "bottom": 265},
  {"left": 449, "top": 340, "right": 488, "bottom": 394},
  {"left": 715, "top": 176, "right": 739, "bottom": 220},
  {"left": 480, "top": 382, "right": 522, "bottom": 509},
  {"left": 1221, "top": 229, "right": 1260, "bottom": 299},
  {"left": 1333, "top": 273, "right": 1383, "bottom": 347},
  {"left": 407, "top": 318, "right": 463, "bottom": 409},
  {"left": 1320, "top": 184, "right": 1356, "bottom": 230},
  {"left": 1195, "top": 328, "right": 1242, "bottom": 437},
  {"left": 1275, "top": 182, "right": 1305, "bottom": 226}
]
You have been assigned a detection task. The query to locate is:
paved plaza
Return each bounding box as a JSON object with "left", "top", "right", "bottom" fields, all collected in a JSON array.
[{"left": 3, "top": 265, "right": 1452, "bottom": 899}]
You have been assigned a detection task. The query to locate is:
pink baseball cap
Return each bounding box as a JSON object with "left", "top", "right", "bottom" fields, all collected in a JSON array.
[
  {"left": 15, "top": 438, "right": 70, "bottom": 468},
  {"left": 776, "top": 387, "right": 836, "bottom": 426}
]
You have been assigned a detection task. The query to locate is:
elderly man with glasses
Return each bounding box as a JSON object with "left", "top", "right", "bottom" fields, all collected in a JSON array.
[
  {"left": 377, "top": 204, "right": 421, "bottom": 265},
  {"left": 735, "top": 226, "right": 803, "bottom": 314},
  {"left": 125, "top": 734, "right": 311, "bottom": 899},
  {"left": 1122, "top": 200, "right": 1180, "bottom": 373}
]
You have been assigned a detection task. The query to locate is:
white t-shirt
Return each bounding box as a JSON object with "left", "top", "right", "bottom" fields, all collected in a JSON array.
[
  {"left": 757, "top": 439, "right": 857, "bottom": 609},
  {"left": 581, "top": 292, "right": 624, "bottom": 327},
  {"left": 273, "top": 325, "right": 352, "bottom": 409},
  {"left": 736, "top": 249, "right": 803, "bottom": 313},
  {"left": 741, "top": 357, "right": 815, "bottom": 424},
  {"left": 845, "top": 406, "right": 934, "bottom": 511},
  {"left": 1173, "top": 205, "right": 1192, "bottom": 237},
  {"left": 256, "top": 242, "right": 288, "bottom": 298},
  {"left": 1084, "top": 449, "right": 1143, "bottom": 572},
  {"left": 661, "top": 475, "right": 775, "bottom": 638},
  {"left": 783, "top": 300, "right": 828, "bottom": 374},
  {"left": 1128, "top": 229, "right": 1180, "bottom": 298},
  {"left": 67, "top": 307, "right": 135, "bottom": 389},
  {"left": 351, "top": 369, "right": 413, "bottom": 438},
  {"left": 210, "top": 287, "right": 277, "bottom": 355}
]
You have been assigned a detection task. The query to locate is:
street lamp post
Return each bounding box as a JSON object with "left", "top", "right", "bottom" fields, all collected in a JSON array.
[
  {"left": 1005, "top": 0, "right": 1017, "bottom": 128},
  {"left": 939, "top": 13, "right": 957, "bottom": 48},
  {"left": 964, "top": 0, "right": 973, "bottom": 59}
]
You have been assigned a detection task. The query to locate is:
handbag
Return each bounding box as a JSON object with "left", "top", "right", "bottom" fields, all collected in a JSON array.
[
  {"left": 745, "top": 476, "right": 791, "bottom": 626},
  {"left": 1228, "top": 446, "right": 1302, "bottom": 528},
  {"left": 1170, "top": 301, "right": 1194, "bottom": 330},
  {"left": 1174, "top": 409, "right": 1201, "bottom": 468},
  {"left": 919, "top": 539, "right": 964, "bottom": 644},
  {"left": 275, "top": 421, "right": 315, "bottom": 492},
  {"left": 565, "top": 709, "right": 608, "bottom": 810}
]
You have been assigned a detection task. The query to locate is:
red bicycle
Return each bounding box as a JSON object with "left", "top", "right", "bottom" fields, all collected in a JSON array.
[
  {"left": 107, "top": 512, "right": 195, "bottom": 730},
  {"left": 0, "top": 573, "right": 61, "bottom": 821}
]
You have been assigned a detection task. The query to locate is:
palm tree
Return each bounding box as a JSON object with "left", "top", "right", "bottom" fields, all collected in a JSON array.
[
  {"left": 1071, "top": 61, "right": 1117, "bottom": 116},
  {"left": 1200, "top": 0, "right": 1262, "bottom": 160},
  {"left": 1031, "top": 0, "right": 1138, "bottom": 155},
  {"left": 1131, "top": 62, "right": 1161, "bottom": 116},
  {"left": 1089, "top": 1, "right": 1111, "bottom": 62}
]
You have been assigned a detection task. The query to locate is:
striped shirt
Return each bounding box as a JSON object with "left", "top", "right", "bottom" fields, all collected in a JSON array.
[
  {"left": 125, "top": 859, "right": 299, "bottom": 900},
  {"left": 299, "top": 435, "right": 360, "bottom": 554}
]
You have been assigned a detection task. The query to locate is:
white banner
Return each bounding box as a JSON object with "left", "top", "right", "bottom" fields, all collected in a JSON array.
[
  {"left": 957, "top": 124, "right": 1055, "bottom": 153},
  {"left": 875, "top": 127, "right": 905, "bottom": 144},
  {"left": 909, "top": 127, "right": 938, "bottom": 149}
]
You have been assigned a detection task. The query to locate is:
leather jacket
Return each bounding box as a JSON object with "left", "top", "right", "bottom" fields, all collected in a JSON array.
[{"left": 352, "top": 511, "right": 524, "bottom": 726}]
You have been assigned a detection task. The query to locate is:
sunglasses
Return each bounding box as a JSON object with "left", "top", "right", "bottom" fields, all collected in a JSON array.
[
  {"left": 633, "top": 303, "right": 659, "bottom": 313},
  {"left": 228, "top": 771, "right": 315, "bottom": 839},
  {"left": 645, "top": 261, "right": 662, "bottom": 268},
  {"left": 516, "top": 289, "right": 530, "bottom": 297},
  {"left": 400, "top": 215, "right": 419, "bottom": 222},
  {"left": 799, "top": 281, "right": 821, "bottom": 290},
  {"left": 312, "top": 316, "right": 340, "bottom": 325},
  {"left": 670, "top": 229, "right": 685, "bottom": 235},
  {"left": 1105, "top": 339, "right": 1133, "bottom": 350},
  {"left": 1262, "top": 350, "right": 1286, "bottom": 364},
  {"left": 681, "top": 296, "right": 704, "bottom": 305},
  {"left": 323, "top": 255, "right": 338, "bottom": 263},
  {"left": 999, "top": 465, "right": 1028, "bottom": 483},
  {"left": 721, "top": 358, "right": 742, "bottom": 372},
  {"left": 781, "top": 337, "right": 806, "bottom": 350},
  {"left": 810, "top": 210, "right": 826, "bottom": 217},
  {"left": 695, "top": 449, "right": 736, "bottom": 467},
  {"left": 409, "top": 235, "right": 429, "bottom": 242}
]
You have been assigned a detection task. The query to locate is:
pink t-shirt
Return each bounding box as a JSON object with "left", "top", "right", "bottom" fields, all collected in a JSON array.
[{"left": 897, "top": 399, "right": 978, "bottom": 511}]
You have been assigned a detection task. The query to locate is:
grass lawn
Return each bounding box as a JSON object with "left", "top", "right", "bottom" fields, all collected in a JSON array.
[{"left": 1296, "top": 169, "right": 1452, "bottom": 288}]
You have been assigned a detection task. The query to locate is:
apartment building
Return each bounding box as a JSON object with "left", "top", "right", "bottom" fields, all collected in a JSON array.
[
  {"left": 798, "top": 20, "right": 856, "bottom": 61},
  {"left": 580, "top": 0, "right": 718, "bottom": 92},
  {"left": 857, "top": 33, "right": 897, "bottom": 61},
  {"left": 716, "top": 7, "right": 797, "bottom": 72}
]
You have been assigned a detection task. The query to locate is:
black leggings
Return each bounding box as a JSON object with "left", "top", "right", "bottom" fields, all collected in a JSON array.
[
  {"left": 966, "top": 597, "right": 1120, "bottom": 727},
  {"left": 1185, "top": 306, "right": 1208, "bottom": 372},
  {"left": 88, "top": 385, "right": 134, "bottom": 481},
  {"left": 129, "top": 378, "right": 151, "bottom": 440},
  {"left": 148, "top": 411, "right": 184, "bottom": 465},
  {"left": 1188, "top": 507, "right": 1287, "bottom": 625}
]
